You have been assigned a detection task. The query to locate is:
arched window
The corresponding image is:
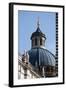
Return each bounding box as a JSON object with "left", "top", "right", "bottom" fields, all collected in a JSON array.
[
  {"left": 40, "top": 38, "right": 42, "bottom": 45},
  {"left": 35, "top": 38, "right": 37, "bottom": 45}
]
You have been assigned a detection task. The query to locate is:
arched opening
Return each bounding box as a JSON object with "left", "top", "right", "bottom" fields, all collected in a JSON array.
[
  {"left": 40, "top": 38, "right": 42, "bottom": 45},
  {"left": 35, "top": 38, "right": 37, "bottom": 45}
]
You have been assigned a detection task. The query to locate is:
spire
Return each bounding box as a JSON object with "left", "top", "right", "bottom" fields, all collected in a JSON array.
[
  {"left": 37, "top": 17, "right": 40, "bottom": 28},
  {"left": 36, "top": 17, "right": 41, "bottom": 32}
]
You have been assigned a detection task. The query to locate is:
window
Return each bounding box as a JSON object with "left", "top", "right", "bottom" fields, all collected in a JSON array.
[
  {"left": 40, "top": 38, "right": 42, "bottom": 45},
  {"left": 35, "top": 38, "right": 37, "bottom": 45}
]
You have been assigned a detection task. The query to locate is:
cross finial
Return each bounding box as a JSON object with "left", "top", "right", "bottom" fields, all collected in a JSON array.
[{"left": 37, "top": 17, "right": 40, "bottom": 28}]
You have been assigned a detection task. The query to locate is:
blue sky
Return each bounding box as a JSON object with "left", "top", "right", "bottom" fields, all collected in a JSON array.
[{"left": 18, "top": 10, "right": 56, "bottom": 55}]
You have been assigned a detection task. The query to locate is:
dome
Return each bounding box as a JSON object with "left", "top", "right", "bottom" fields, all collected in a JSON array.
[
  {"left": 28, "top": 48, "right": 55, "bottom": 67},
  {"left": 31, "top": 27, "right": 46, "bottom": 40}
]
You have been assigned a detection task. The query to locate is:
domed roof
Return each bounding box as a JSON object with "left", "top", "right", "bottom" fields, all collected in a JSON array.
[
  {"left": 28, "top": 48, "right": 55, "bottom": 67},
  {"left": 31, "top": 27, "right": 46, "bottom": 40}
]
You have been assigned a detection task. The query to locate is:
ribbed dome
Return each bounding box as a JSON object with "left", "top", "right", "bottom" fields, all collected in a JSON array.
[
  {"left": 31, "top": 27, "right": 46, "bottom": 40},
  {"left": 28, "top": 48, "right": 55, "bottom": 67}
]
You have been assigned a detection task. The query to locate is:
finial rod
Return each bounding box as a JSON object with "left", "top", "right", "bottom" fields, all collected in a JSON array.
[{"left": 37, "top": 17, "right": 40, "bottom": 27}]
